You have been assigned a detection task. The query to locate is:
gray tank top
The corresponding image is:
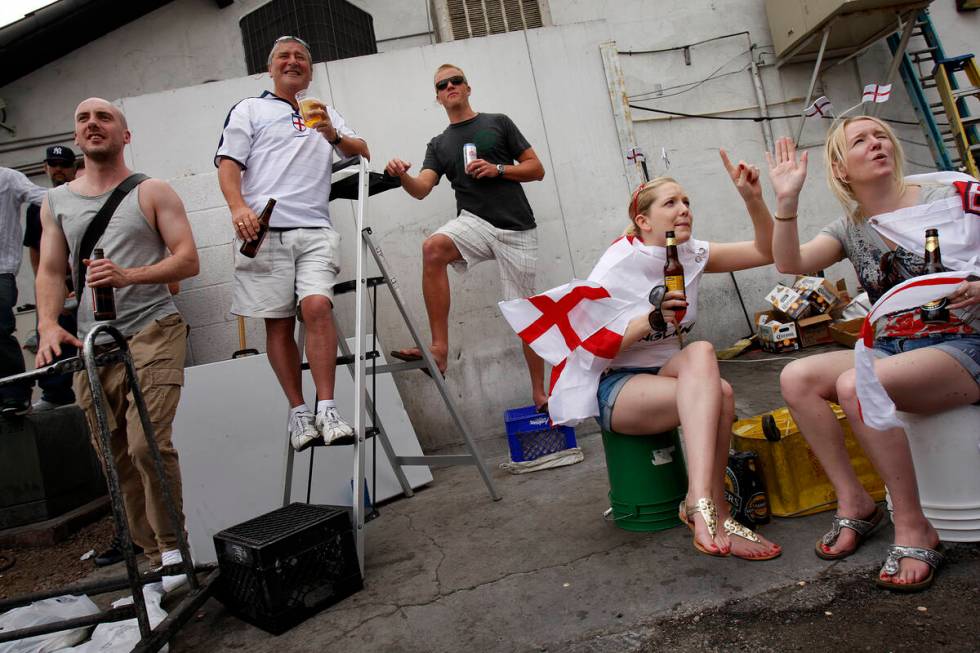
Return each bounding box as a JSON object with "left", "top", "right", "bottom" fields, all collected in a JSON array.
[{"left": 48, "top": 181, "right": 178, "bottom": 341}]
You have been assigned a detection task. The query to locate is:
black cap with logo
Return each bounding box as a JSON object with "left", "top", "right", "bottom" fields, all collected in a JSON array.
[{"left": 45, "top": 145, "right": 76, "bottom": 166}]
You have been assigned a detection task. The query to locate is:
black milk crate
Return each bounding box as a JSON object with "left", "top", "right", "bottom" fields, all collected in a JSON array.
[{"left": 213, "top": 502, "right": 362, "bottom": 634}]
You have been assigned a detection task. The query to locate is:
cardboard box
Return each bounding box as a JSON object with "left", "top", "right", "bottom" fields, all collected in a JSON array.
[
  {"left": 829, "top": 317, "right": 864, "bottom": 348},
  {"left": 796, "top": 314, "right": 834, "bottom": 348},
  {"left": 758, "top": 320, "right": 800, "bottom": 353},
  {"left": 792, "top": 276, "right": 840, "bottom": 315},
  {"left": 765, "top": 284, "right": 811, "bottom": 320}
]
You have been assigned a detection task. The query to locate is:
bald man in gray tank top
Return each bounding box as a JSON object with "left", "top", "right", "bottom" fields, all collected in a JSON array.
[{"left": 35, "top": 97, "right": 200, "bottom": 593}]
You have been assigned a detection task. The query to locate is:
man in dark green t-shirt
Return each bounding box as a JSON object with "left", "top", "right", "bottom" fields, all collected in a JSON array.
[{"left": 385, "top": 64, "right": 548, "bottom": 412}]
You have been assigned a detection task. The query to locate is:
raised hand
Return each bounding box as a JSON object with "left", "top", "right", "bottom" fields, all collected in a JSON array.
[
  {"left": 765, "top": 137, "right": 808, "bottom": 201},
  {"left": 720, "top": 149, "right": 762, "bottom": 202}
]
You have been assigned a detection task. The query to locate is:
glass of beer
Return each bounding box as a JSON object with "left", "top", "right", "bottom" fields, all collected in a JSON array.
[{"left": 295, "top": 88, "right": 324, "bottom": 128}]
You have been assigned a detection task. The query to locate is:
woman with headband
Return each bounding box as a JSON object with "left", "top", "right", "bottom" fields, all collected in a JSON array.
[
  {"left": 505, "top": 152, "right": 782, "bottom": 560},
  {"left": 768, "top": 118, "right": 979, "bottom": 592}
]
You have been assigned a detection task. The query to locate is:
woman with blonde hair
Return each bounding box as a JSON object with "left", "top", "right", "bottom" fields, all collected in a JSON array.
[
  {"left": 768, "top": 117, "right": 980, "bottom": 592},
  {"left": 504, "top": 152, "right": 782, "bottom": 560}
]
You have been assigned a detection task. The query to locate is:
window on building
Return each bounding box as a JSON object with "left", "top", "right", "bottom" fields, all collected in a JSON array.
[
  {"left": 436, "top": 0, "right": 548, "bottom": 41},
  {"left": 239, "top": 0, "right": 377, "bottom": 75}
]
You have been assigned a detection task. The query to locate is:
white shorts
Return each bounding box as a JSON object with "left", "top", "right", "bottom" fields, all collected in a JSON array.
[
  {"left": 231, "top": 227, "right": 340, "bottom": 319},
  {"left": 434, "top": 210, "right": 537, "bottom": 300}
]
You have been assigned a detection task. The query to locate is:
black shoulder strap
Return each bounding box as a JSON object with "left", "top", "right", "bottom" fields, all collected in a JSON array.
[{"left": 74, "top": 173, "right": 149, "bottom": 295}]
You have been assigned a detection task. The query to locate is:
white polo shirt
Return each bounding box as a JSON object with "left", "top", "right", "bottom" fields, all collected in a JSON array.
[{"left": 214, "top": 90, "right": 361, "bottom": 229}]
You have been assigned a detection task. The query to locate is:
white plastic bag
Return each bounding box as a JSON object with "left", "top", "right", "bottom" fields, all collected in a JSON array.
[
  {"left": 63, "top": 585, "right": 168, "bottom": 653},
  {"left": 0, "top": 595, "right": 99, "bottom": 653}
]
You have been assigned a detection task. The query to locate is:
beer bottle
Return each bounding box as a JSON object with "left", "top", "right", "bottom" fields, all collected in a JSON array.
[
  {"left": 239, "top": 198, "right": 277, "bottom": 258},
  {"left": 663, "top": 230, "right": 686, "bottom": 323},
  {"left": 919, "top": 228, "right": 949, "bottom": 323},
  {"left": 91, "top": 248, "right": 116, "bottom": 321}
]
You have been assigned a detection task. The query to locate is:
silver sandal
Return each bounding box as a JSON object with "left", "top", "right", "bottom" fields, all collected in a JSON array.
[
  {"left": 875, "top": 544, "right": 944, "bottom": 593},
  {"left": 815, "top": 505, "right": 884, "bottom": 560}
]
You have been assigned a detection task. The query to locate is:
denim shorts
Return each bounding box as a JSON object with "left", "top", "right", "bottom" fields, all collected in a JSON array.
[
  {"left": 596, "top": 366, "right": 661, "bottom": 432},
  {"left": 874, "top": 333, "right": 980, "bottom": 387}
]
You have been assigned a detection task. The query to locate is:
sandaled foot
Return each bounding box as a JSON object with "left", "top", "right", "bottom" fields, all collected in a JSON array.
[
  {"left": 679, "top": 498, "right": 727, "bottom": 557},
  {"left": 815, "top": 504, "right": 884, "bottom": 560},
  {"left": 390, "top": 346, "right": 448, "bottom": 377},
  {"left": 876, "top": 544, "right": 944, "bottom": 593},
  {"left": 724, "top": 518, "right": 781, "bottom": 561}
]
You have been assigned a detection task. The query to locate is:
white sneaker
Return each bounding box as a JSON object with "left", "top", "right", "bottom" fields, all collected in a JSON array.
[
  {"left": 316, "top": 408, "right": 355, "bottom": 446},
  {"left": 32, "top": 398, "right": 67, "bottom": 412},
  {"left": 289, "top": 409, "right": 320, "bottom": 451},
  {"left": 158, "top": 549, "right": 190, "bottom": 594}
]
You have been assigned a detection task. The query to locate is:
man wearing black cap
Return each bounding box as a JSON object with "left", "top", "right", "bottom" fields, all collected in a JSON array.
[{"left": 22, "top": 145, "right": 79, "bottom": 411}]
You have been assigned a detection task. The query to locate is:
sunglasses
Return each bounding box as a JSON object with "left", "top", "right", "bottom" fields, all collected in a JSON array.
[
  {"left": 435, "top": 75, "right": 466, "bottom": 91},
  {"left": 274, "top": 35, "right": 311, "bottom": 51}
]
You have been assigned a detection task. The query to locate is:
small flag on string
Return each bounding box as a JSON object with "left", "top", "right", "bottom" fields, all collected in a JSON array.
[
  {"left": 660, "top": 147, "right": 671, "bottom": 169},
  {"left": 861, "top": 83, "right": 892, "bottom": 104},
  {"left": 803, "top": 96, "right": 834, "bottom": 118},
  {"left": 626, "top": 147, "right": 645, "bottom": 163}
]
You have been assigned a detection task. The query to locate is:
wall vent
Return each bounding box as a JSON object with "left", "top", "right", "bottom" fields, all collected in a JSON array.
[{"left": 434, "top": 0, "right": 548, "bottom": 41}]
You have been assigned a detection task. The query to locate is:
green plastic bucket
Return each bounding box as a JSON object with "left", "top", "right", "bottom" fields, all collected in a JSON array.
[{"left": 601, "top": 428, "right": 688, "bottom": 532}]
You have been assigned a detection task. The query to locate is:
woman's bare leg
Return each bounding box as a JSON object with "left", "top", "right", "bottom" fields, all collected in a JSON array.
[
  {"left": 780, "top": 350, "right": 876, "bottom": 555},
  {"left": 711, "top": 379, "right": 781, "bottom": 558},
  {"left": 613, "top": 341, "right": 727, "bottom": 554},
  {"left": 837, "top": 346, "right": 979, "bottom": 585}
]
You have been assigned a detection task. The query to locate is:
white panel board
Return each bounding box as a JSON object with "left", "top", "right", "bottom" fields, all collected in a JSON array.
[{"left": 172, "top": 341, "right": 432, "bottom": 563}]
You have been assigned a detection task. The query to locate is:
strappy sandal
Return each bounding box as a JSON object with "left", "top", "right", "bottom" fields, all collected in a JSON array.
[
  {"left": 723, "top": 518, "right": 781, "bottom": 561},
  {"left": 814, "top": 505, "right": 885, "bottom": 560},
  {"left": 678, "top": 498, "right": 727, "bottom": 557},
  {"left": 875, "top": 544, "right": 944, "bottom": 593}
]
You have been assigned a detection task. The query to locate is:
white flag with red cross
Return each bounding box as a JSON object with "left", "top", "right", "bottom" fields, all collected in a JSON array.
[
  {"left": 803, "top": 96, "right": 834, "bottom": 118},
  {"left": 861, "top": 83, "right": 892, "bottom": 104},
  {"left": 499, "top": 280, "right": 633, "bottom": 425},
  {"left": 854, "top": 271, "right": 974, "bottom": 430}
]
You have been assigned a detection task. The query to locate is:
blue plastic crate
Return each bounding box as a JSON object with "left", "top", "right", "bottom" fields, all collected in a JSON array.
[{"left": 504, "top": 405, "right": 577, "bottom": 462}]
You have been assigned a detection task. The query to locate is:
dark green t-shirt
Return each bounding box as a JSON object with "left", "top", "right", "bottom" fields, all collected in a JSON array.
[{"left": 421, "top": 112, "right": 535, "bottom": 231}]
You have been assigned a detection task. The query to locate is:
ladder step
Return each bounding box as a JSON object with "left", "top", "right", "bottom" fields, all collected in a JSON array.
[
  {"left": 333, "top": 276, "right": 386, "bottom": 295},
  {"left": 952, "top": 87, "right": 980, "bottom": 100},
  {"left": 908, "top": 47, "right": 937, "bottom": 56},
  {"left": 962, "top": 116, "right": 980, "bottom": 127},
  {"left": 300, "top": 350, "right": 381, "bottom": 370}
]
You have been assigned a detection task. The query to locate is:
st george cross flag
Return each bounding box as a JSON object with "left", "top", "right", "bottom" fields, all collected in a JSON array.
[
  {"left": 499, "top": 281, "right": 632, "bottom": 425},
  {"left": 854, "top": 272, "right": 973, "bottom": 430},
  {"left": 803, "top": 96, "right": 834, "bottom": 118},
  {"left": 861, "top": 83, "right": 892, "bottom": 104}
]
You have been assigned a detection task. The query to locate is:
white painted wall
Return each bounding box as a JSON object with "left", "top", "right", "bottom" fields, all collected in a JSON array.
[
  {"left": 3, "top": 1, "right": 978, "bottom": 448},
  {"left": 115, "top": 22, "right": 623, "bottom": 449}
]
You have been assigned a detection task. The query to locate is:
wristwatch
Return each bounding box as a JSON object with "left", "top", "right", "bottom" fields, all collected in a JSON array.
[
  {"left": 496, "top": 164, "right": 505, "bottom": 177},
  {"left": 328, "top": 132, "right": 343, "bottom": 146}
]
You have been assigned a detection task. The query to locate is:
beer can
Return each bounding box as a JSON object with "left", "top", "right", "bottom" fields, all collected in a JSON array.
[{"left": 463, "top": 143, "right": 477, "bottom": 171}]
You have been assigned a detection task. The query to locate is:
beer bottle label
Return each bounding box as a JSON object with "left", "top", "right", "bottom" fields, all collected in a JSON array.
[
  {"left": 664, "top": 275, "right": 684, "bottom": 293},
  {"left": 921, "top": 297, "right": 948, "bottom": 310},
  {"left": 925, "top": 236, "right": 939, "bottom": 252},
  {"left": 665, "top": 236, "right": 677, "bottom": 247}
]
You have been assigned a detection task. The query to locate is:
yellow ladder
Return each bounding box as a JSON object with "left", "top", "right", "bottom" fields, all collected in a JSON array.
[{"left": 933, "top": 54, "right": 980, "bottom": 178}]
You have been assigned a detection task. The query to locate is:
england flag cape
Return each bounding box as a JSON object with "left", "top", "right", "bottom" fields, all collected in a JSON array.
[
  {"left": 499, "top": 235, "right": 709, "bottom": 425},
  {"left": 854, "top": 173, "right": 979, "bottom": 430}
]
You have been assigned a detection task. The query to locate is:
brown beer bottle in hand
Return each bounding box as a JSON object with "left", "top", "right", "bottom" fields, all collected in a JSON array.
[
  {"left": 239, "top": 198, "right": 277, "bottom": 258},
  {"left": 663, "top": 230, "right": 686, "bottom": 324},
  {"left": 920, "top": 228, "right": 949, "bottom": 323},
  {"left": 91, "top": 248, "right": 116, "bottom": 321}
]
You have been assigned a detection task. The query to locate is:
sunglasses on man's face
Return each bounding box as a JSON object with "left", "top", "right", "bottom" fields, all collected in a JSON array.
[{"left": 435, "top": 75, "right": 466, "bottom": 92}]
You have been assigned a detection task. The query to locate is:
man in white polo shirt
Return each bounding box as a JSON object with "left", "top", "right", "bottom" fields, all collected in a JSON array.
[{"left": 215, "top": 36, "right": 370, "bottom": 450}]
